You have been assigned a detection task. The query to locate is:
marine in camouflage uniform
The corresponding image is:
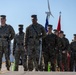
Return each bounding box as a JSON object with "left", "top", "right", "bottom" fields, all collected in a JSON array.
[
  {"left": 0, "top": 15, "right": 15, "bottom": 71},
  {"left": 53, "top": 29, "right": 63, "bottom": 71},
  {"left": 42, "top": 25, "right": 58, "bottom": 71},
  {"left": 70, "top": 34, "right": 76, "bottom": 71},
  {"left": 24, "top": 15, "right": 46, "bottom": 71},
  {"left": 13, "top": 25, "right": 27, "bottom": 71},
  {"left": 59, "top": 31, "right": 69, "bottom": 71}
]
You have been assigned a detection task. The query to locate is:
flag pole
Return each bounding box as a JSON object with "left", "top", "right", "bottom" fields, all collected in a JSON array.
[{"left": 59, "top": 11, "right": 61, "bottom": 15}]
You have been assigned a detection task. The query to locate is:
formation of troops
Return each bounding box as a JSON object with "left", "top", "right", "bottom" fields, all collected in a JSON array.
[{"left": 0, "top": 14, "right": 76, "bottom": 72}]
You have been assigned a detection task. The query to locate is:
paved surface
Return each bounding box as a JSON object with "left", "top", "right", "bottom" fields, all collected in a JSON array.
[
  {"left": 1, "top": 62, "right": 23, "bottom": 71},
  {"left": 0, "top": 71, "right": 76, "bottom": 75},
  {"left": 0, "top": 63, "right": 76, "bottom": 75}
]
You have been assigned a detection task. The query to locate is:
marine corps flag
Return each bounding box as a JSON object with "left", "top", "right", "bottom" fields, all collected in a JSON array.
[{"left": 57, "top": 12, "right": 61, "bottom": 32}]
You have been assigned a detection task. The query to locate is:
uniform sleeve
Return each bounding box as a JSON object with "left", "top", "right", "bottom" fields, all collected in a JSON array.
[
  {"left": 65, "top": 38, "right": 69, "bottom": 50},
  {"left": 55, "top": 35, "right": 58, "bottom": 47},
  {"left": 68, "top": 44, "right": 72, "bottom": 54},
  {"left": 41, "top": 26, "right": 46, "bottom": 38},
  {"left": 42, "top": 37, "right": 46, "bottom": 52},
  {"left": 13, "top": 36, "right": 16, "bottom": 52},
  {"left": 57, "top": 37, "right": 62, "bottom": 50},
  {"left": 8, "top": 25, "right": 15, "bottom": 40},
  {"left": 24, "top": 27, "right": 29, "bottom": 46}
]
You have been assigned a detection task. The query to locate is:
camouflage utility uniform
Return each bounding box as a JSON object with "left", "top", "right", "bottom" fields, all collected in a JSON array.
[
  {"left": 43, "top": 33, "right": 58, "bottom": 71},
  {"left": 70, "top": 34, "right": 76, "bottom": 71},
  {"left": 59, "top": 31, "right": 69, "bottom": 71},
  {"left": 13, "top": 25, "right": 27, "bottom": 71},
  {"left": 0, "top": 24, "right": 15, "bottom": 70},
  {"left": 24, "top": 20, "right": 46, "bottom": 71}
]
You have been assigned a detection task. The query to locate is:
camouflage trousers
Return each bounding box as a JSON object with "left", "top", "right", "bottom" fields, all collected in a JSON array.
[
  {"left": 70, "top": 52, "right": 76, "bottom": 71},
  {"left": 43, "top": 52, "right": 56, "bottom": 71},
  {"left": 60, "top": 52, "right": 68, "bottom": 71},
  {"left": 14, "top": 51, "right": 27, "bottom": 71},
  {"left": 27, "top": 46, "right": 43, "bottom": 71},
  {"left": 28, "top": 55, "right": 43, "bottom": 71},
  {"left": 0, "top": 46, "right": 10, "bottom": 70}
]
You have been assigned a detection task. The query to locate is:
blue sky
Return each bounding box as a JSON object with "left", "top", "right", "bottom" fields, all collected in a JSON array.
[{"left": 0, "top": 0, "right": 76, "bottom": 42}]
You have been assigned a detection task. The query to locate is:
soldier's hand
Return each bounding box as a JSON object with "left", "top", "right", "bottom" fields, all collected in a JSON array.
[
  {"left": 67, "top": 52, "right": 70, "bottom": 57},
  {"left": 62, "top": 51, "right": 66, "bottom": 53}
]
